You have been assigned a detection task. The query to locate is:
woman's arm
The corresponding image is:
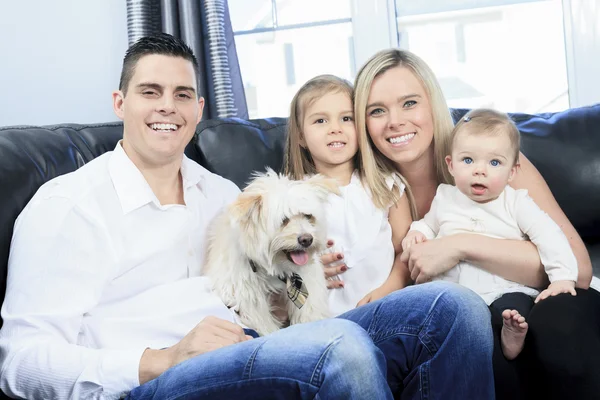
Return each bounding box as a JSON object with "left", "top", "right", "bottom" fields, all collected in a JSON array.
[
  {"left": 511, "top": 153, "right": 592, "bottom": 288},
  {"left": 386, "top": 194, "right": 413, "bottom": 287},
  {"left": 402, "top": 233, "right": 547, "bottom": 287},
  {"left": 390, "top": 193, "right": 413, "bottom": 253},
  {"left": 451, "top": 234, "right": 547, "bottom": 288}
]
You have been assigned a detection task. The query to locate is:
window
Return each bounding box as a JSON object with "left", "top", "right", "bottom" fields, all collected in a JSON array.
[
  {"left": 394, "top": 0, "right": 570, "bottom": 113},
  {"left": 230, "top": 0, "right": 355, "bottom": 119},
  {"left": 230, "top": 0, "right": 600, "bottom": 117}
]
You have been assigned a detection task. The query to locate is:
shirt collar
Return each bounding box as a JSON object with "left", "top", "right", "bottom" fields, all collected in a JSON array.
[{"left": 108, "top": 141, "right": 206, "bottom": 214}]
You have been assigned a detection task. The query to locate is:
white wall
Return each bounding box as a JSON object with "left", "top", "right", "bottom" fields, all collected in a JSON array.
[{"left": 0, "top": 0, "right": 128, "bottom": 126}]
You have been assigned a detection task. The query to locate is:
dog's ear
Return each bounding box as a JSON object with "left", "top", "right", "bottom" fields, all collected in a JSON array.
[
  {"left": 229, "top": 191, "right": 263, "bottom": 222},
  {"left": 305, "top": 174, "right": 341, "bottom": 199}
]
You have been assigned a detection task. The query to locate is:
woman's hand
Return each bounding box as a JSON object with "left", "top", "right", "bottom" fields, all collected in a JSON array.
[
  {"left": 320, "top": 240, "right": 347, "bottom": 289},
  {"left": 401, "top": 237, "right": 462, "bottom": 284}
]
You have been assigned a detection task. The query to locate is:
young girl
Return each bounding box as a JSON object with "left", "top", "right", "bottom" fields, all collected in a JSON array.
[
  {"left": 283, "top": 74, "right": 416, "bottom": 316},
  {"left": 402, "top": 108, "right": 578, "bottom": 360}
]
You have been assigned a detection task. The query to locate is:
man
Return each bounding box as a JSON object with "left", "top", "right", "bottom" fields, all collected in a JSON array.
[{"left": 0, "top": 34, "right": 495, "bottom": 399}]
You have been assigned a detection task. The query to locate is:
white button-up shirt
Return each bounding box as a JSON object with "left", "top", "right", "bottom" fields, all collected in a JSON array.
[{"left": 0, "top": 142, "right": 241, "bottom": 399}]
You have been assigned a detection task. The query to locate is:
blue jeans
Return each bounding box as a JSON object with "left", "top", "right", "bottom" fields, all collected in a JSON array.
[{"left": 127, "top": 282, "right": 494, "bottom": 399}]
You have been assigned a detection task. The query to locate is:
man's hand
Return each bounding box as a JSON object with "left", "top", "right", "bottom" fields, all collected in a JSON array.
[
  {"left": 139, "top": 316, "right": 252, "bottom": 384},
  {"left": 535, "top": 280, "right": 577, "bottom": 303},
  {"left": 401, "top": 231, "right": 427, "bottom": 251},
  {"left": 401, "top": 237, "right": 461, "bottom": 284}
]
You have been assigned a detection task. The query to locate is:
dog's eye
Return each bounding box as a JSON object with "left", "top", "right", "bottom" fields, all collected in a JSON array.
[
  {"left": 282, "top": 217, "right": 290, "bottom": 226},
  {"left": 303, "top": 214, "right": 314, "bottom": 220}
]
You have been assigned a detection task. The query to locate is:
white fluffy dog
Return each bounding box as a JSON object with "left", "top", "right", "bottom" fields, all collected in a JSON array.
[{"left": 203, "top": 169, "right": 339, "bottom": 336}]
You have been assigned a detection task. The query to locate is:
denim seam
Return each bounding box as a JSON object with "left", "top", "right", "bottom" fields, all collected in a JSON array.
[
  {"left": 418, "top": 291, "right": 457, "bottom": 357},
  {"left": 417, "top": 306, "right": 440, "bottom": 357},
  {"left": 309, "top": 336, "right": 342, "bottom": 387},
  {"left": 419, "top": 361, "right": 430, "bottom": 400},
  {"left": 368, "top": 299, "right": 435, "bottom": 358},
  {"left": 243, "top": 339, "right": 268, "bottom": 380},
  {"left": 162, "top": 377, "right": 320, "bottom": 400}
]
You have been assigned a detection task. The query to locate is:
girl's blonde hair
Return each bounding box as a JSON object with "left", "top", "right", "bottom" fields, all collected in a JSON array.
[
  {"left": 283, "top": 74, "right": 409, "bottom": 212},
  {"left": 283, "top": 74, "right": 355, "bottom": 181},
  {"left": 354, "top": 49, "right": 456, "bottom": 218}
]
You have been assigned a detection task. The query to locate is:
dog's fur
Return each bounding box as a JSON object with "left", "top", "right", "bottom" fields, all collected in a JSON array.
[{"left": 203, "top": 169, "right": 339, "bottom": 336}]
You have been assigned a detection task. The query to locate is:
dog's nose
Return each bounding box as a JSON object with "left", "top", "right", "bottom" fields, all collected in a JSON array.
[{"left": 298, "top": 234, "right": 313, "bottom": 248}]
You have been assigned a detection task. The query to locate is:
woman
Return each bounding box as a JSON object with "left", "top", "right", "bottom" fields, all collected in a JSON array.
[{"left": 343, "top": 48, "right": 600, "bottom": 399}]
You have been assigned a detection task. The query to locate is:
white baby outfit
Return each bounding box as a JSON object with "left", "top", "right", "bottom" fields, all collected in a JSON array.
[{"left": 410, "top": 183, "right": 578, "bottom": 305}]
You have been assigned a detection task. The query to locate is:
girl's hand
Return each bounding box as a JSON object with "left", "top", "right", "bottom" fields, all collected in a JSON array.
[
  {"left": 320, "top": 239, "right": 346, "bottom": 289},
  {"left": 401, "top": 237, "right": 461, "bottom": 284},
  {"left": 402, "top": 231, "right": 427, "bottom": 251},
  {"left": 356, "top": 283, "right": 398, "bottom": 307}
]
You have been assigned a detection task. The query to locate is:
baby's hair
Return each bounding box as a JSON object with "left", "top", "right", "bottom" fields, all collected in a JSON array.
[
  {"left": 451, "top": 108, "right": 521, "bottom": 165},
  {"left": 283, "top": 74, "right": 354, "bottom": 180}
]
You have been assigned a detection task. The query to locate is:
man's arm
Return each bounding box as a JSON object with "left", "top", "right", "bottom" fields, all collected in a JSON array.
[{"left": 0, "top": 196, "right": 144, "bottom": 400}]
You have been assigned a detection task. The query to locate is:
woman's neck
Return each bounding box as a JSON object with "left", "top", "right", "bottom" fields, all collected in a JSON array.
[{"left": 395, "top": 147, "right": 439, "bottom": 218}]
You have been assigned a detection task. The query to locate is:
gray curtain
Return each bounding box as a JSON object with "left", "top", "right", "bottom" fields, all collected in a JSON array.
[{"left": 125, "top": 0, "right": 248, "bottom": 120}]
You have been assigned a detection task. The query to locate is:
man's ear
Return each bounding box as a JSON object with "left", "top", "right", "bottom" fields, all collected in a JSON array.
[
  {"left": 113, "top": 90, "right": 125, "bottom": 120},
  {"left": 445, "top": 155, "right": 455, "bottom": 176},
  {"left": 196, "top": 96, "right": 205, "bottom": 124}
]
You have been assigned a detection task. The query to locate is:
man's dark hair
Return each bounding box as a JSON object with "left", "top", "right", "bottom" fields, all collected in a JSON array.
[{"left": 118, "top": 32, "right": 200, "bottom": 95}]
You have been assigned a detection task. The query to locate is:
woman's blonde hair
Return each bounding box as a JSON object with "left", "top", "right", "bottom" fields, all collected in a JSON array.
[
  {"left": 353, "top": 49, "right": 456, "bottom": 218},
  {"left": 283, "top": 74, "right": 355, "bottom": 181}
]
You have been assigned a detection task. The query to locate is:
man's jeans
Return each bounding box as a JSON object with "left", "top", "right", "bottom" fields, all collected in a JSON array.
[{"left": 127, "top": 282, "right": 494, "bottom": 399}]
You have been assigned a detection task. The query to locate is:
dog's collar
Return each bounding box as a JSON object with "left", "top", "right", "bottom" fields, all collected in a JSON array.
[
  {"left": 246, "top": 259, "right": 307, "bottom": 309},
  {"left": 248, "top": 259, "right": 287, "bottom": 282},
  {"left": 249, "top": 259, "right": 259, "bottom": 273}
]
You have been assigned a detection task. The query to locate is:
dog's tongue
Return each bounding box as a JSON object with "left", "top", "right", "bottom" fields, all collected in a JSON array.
[{"left": 290, "top": 250, "right": 309, "bottom": 266}]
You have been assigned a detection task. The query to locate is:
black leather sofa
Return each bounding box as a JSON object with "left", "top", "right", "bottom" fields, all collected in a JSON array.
[{"left": 0, "top": 104, "right": 599, "bottom": 397}]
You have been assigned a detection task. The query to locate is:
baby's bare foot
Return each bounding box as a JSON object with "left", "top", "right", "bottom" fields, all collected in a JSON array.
[{"left": 500, "top": 309, "right": 528, "bottom": 360}]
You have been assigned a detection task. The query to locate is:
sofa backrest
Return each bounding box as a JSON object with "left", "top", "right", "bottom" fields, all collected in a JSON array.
[{"left": 0, "top": 105, "right": 599, "bottom": 328}]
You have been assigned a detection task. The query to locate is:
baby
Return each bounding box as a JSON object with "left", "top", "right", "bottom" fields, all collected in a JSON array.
[{"left": 402, "top": 108, "right": 577, "bottom": 360}]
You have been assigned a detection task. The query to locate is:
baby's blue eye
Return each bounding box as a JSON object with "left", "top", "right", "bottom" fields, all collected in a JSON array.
[
  {"left": 463, "top": 157, "right": 473, "bottom": 164},
  {"left": 490, "top": 159, "right": 500, "bottom": 167}
]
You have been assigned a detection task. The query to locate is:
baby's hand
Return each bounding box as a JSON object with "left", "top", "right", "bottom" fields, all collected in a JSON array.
[
  {"left": 401, "top": 231, "right": 427, "bottom": 251},
  {"left": 535, "top": 280, "right": 576, "bottom": 303}
]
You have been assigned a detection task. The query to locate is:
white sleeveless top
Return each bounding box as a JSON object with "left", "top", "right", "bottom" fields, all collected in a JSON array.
[{"left": 325, "top": 171, "right": 405, "bottom": 316}]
